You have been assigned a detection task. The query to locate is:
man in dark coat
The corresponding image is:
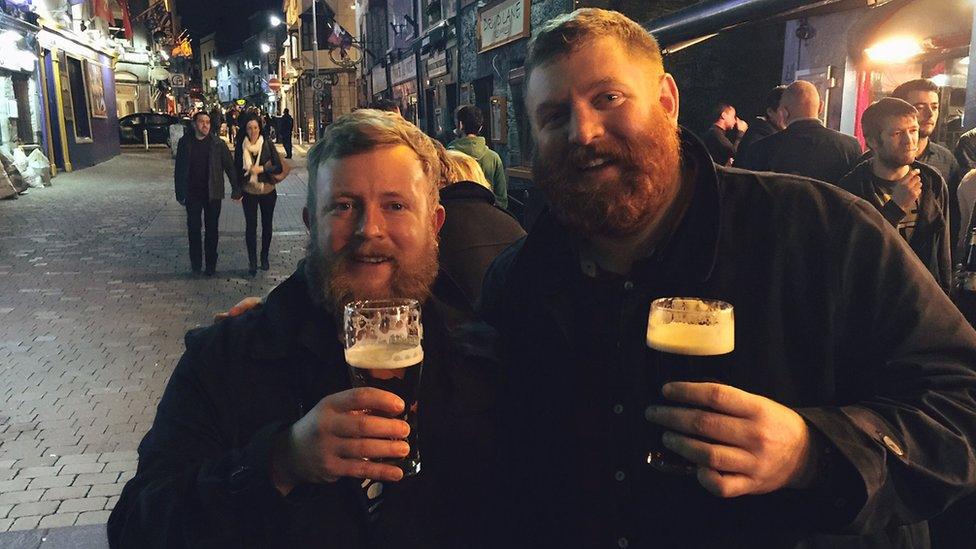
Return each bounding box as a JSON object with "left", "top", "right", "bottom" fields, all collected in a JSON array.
[
  {"left": 109, "top": 110, "right": 500, "bottom": 548},
  {"left": 481, "top": 9, "right": 976, "bottom": 548},
  {"left": 173, "top": 112, "right": 236, "bottom": 275},
  {"left": 838, "top": 98, "right": 951, "bottom": 291},
  {"left": 278, "top": 108, "right": 294, "bottom": 159},
  {"left": 737, "top": 80, "right": 862, "bottom": 184},
  {"left": 435, "top": 179, "right": 525, "bottom": 318},
  {"left": 701, "top": 102, "right": 747, "bottom": 166},
  {"left": 736, "top": 85, "right": 786, "bottom": 159}
]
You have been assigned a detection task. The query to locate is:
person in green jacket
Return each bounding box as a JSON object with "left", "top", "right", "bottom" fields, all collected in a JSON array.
[{"left": 448, "top": 105, "right": 508, "bottom": 209}]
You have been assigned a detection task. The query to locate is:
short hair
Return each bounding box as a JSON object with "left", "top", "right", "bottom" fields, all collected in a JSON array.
[
  {"left": 861, "top": 97, "right": 918, "bottom": 143},
  {"left": 765, "top": 85, "right": 787, "bottom": 113},
  {"left": 192, "top": 111, "right": 210, "bottom": 123},
  {"left": 443, "top": 150, "right": 491, "bottom": 190},
  {"left": 711, "top": 103, "right": 733, "bottom": 123},
  {"left": 455, "top": 105, "right": 483, "bottom": 134},
  {"left": 891, "top": 79, "right": 939, "bottom": 102},
  {"left": 306, "top": 109, "right": 442, "bottom": 223},
  {"left": 244, "top": 116, "right": 264, "bottom": 131},
  {"left": 370, "top": 98, "right": 400, "bottom": 113},
  {"left": 526, "top": 8, "right": 663, "bottom": 85}
]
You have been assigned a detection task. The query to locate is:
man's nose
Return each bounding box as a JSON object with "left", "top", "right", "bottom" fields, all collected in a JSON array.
[
  {"left": 356, "top": 204, "right": 385, "bottom": 238},
  {"left": 568, "top": 107, "right": 603, "bottom": 146}
]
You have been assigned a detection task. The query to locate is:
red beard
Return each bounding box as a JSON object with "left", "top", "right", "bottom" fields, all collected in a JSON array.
[{"left": 532, "top": 107, "right": 682, "bottom": 238}]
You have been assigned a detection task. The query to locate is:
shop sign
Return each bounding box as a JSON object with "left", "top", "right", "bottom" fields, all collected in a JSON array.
[
  {"left": 477, "top": 0, "right": 530, "bottom": 53},
  {"left": 371, "top": 68, "right": 388, "bottom": 94},
  {"left": 391, "top": 57, "right": 416, "bottom": 85},
  {"left": 426, "top": 51, "right": 447, "bottom": 79}
]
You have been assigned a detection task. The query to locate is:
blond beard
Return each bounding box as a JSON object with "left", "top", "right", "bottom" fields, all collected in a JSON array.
[{"left": 304, "top": 227, "right": 440, "bottom": 313}]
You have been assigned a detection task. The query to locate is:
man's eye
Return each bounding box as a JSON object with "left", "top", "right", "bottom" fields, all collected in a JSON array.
[
  {"left": 388, "top": 202, "right": 405, "bottom": 211},
  {"left": 332, "top": 202, "right": 353, "bottom": 212}
]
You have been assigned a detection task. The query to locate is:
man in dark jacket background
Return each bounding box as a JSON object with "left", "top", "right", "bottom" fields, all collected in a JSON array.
[
  {"left": 737, "top": 80, "right": 862, "bottom": 184},
  {"left": 110, "top": 110, "right": 500, "bottom": 548},
  {"left": 278, "top": 108, "right": 294, "bottom": 159},
  {"left": 838, "top": 97, "right": 951, "bottom": 291},
  {"left": 173, "top": 112, "right": 236, "bottom": 276},
  {"left": 701, "top": 102, "right": 747, "bottom": 166},
  {"left": 736, "top": 85, "right": 786, "bottom": 159}
]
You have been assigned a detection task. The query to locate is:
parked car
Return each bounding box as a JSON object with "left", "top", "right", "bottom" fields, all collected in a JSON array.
[{"left": 119, "top": 113, "right": 179, "bottom": 146}]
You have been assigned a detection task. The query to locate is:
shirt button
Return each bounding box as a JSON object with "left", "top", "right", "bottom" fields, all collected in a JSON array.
[
  {"left": 617, "top": 537, "right": 630, "bottom": 548},
  {"left": 882, "top": 435, "right": 904, "bottom": 456},
  {"left": 614, "top": 470, "right": 626, "bottom": 481},
  {"left": 613, "top": 404, "right": 624, "bottom": 415},
  {"left": 623, "top": 281, "right": 634, "bottom": 291}
]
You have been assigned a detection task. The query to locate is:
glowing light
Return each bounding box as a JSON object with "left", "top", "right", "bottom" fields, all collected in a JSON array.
[
  {"left": 260, "top": 43, "right": 271, "bottom": 54},
  {"left": 865, "top": 37, "right": 924, "bottom": 63},
  {"left": 210, "top": 58, "right": 219, "bottom": 68},
  {"left": 269, "top": 15, "right": 282, "bottom": 27},
  {"left": 931, "top": 74, "right": 950, "bottom": 87}
]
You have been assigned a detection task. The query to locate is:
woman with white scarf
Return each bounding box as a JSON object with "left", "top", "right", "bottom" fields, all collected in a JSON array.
[{"left": 235, "top": 117, "right": 283, "bottom": 275}]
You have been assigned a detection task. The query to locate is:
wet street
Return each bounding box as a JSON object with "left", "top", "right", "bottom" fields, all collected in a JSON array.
[{"left": 0, "top": 144, "right": 309, "bottom": 544}]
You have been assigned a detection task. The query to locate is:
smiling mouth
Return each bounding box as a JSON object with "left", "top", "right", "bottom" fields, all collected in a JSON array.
[
  {"left": 575, "top": 157, "right": 615, "bottom": 171},
  {"left": 353, "top": 255, "right": 392, "bottom": 264}
]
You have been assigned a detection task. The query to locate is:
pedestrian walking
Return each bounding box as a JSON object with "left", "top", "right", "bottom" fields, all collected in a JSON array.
[
  {"left": 173, "top": 112, "right": 236, "bottom": 276},
  {"left": 278, "top": 108, "right": 294, "bottom": 159},
  {"left": 235, "top": 117, "right": 283, "bottom": 275},
  {"left": 448, "top": 105, "right": 508, "bottom": 209}
]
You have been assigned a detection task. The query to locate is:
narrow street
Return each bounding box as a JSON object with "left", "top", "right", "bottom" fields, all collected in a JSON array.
[{"left": 0, "top": 144, "right": 309, "bottom": 545}]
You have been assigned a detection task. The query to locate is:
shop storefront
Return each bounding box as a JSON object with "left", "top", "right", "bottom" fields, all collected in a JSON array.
[
  {"left": 38, "top": 26, "right": 121, "bottom": 172},
  {"left": 0, "top": 19, "right": 42, "bottom": 157},
  {"left": 391, "top": 55, "right": 419, "bottom": 126},
  {"left": 421, "top": 46, "right": 456, "bottom": 143}
]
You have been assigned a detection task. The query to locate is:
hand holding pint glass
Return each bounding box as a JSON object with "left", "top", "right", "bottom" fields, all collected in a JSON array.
[
  {"left": 645, "top": 297, "right": 734, "bottom": 474},
  {"left": 344, "top": 299, "right": 425, "bottom": 477}
]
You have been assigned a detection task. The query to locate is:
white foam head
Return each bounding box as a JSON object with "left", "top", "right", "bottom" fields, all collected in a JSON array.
[{"left": 345, "top": 342, "right": 424, "bottom": 369}]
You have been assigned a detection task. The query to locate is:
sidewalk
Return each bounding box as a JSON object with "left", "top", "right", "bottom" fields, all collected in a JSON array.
[{"left": 0, "top": 145, "right": 310, "bottom": 544}]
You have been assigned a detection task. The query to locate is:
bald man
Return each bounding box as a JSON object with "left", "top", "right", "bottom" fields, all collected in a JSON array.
[{"left": 738, "top": 80, "right": 862, "bottom": 185}]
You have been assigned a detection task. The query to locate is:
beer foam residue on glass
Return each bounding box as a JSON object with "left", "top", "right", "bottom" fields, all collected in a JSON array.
[{"left": 345, "top": 343, "right": 424, "bottom": 369}]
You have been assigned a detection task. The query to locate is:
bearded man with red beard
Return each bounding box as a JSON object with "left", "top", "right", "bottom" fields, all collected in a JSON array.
[
  {"left": 109, "top": 110, "right": 501, "bottom": 549},
  {"left": 481, "top": 8, "right": 976, "bottom": 549}
]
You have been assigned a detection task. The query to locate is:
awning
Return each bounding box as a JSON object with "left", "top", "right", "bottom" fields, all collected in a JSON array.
[{"left": 644, "top": 0, "right": 859, "bottom": 52}]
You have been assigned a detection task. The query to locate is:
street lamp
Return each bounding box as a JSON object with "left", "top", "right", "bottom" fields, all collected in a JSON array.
[
  {"left": 210, "top": 58, "right": 219, "bottom": 68},
  {"left": 260, "top": 42, "right": 271, "bottom": 54},
  {"left": 269, "top": 15, "right": 282, "bottom": 27}
]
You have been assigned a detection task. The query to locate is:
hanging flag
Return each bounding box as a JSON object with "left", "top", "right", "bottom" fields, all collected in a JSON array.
[
  {"left": 116, "top": 0, "right": 134, "bottom": 40},
  {"left": 326, "top": 20, "right": 353, "bottom": 49},
  {"left": 92, "top": 0, "right": 114, "bottom": 25}
]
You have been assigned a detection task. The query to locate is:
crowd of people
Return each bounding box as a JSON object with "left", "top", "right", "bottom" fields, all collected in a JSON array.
[{"left": 108, "top": 8, "right": 976, "bottom": 548}]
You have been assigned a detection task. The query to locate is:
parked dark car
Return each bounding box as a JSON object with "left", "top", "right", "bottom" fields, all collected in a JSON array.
[{"left": 119, "top": 113, "right": 179, "bottom": 145}]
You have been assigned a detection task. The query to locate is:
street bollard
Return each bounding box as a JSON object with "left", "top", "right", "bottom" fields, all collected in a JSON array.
[{"left": 143, "top": 128, "right": 149, "bottom": 151}]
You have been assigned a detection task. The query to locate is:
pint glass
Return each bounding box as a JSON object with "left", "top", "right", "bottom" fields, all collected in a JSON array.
[
  {"left": 646, "top": 297, "right": 734, "bottom": 473},
  {"left": 343, "top": 299, "right": 424, "bottom": 477}
]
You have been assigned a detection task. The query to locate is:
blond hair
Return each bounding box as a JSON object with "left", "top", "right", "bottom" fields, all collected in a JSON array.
[
  {"left": 442, "top": 150, "right": 491, "bottom": 191},
  {"left": 306, "top": 109, "right": 442, "bottom": 219},
  {"left": 526, "top": 9, "right": 663, "bottom": 84}
]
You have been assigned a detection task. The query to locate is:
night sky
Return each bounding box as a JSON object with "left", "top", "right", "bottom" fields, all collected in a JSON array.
[{"left": 175, "top": 0, "right": 280, "bottom": 53}]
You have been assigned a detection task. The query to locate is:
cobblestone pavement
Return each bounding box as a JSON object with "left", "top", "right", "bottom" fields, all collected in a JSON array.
[{"left": 0, "top": 143, "right": 312, "bottom": 542}]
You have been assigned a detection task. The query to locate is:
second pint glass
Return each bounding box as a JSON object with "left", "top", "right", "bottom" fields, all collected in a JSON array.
[
  {"left": 343, "top": 299, "right": 424, "bottom": 477},
  {"left": 646, "top": 297, "right": 734, "bottom": 473}
]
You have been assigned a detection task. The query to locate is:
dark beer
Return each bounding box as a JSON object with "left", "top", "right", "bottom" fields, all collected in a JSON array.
[{"left": 345, "top": 342, "right": 424, "bottom": 476}]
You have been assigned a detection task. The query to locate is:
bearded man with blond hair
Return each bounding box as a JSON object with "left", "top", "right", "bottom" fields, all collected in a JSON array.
[
  {"left": 481, "top": 8, "right": 976, "bottom": 548},
  {"left": 108, "top": 109, "right": 500, "bottom": 548}
]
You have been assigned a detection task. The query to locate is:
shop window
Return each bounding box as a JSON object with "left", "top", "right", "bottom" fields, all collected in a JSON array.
[{"left": 65, "top": 56, "right": 91, "bottom": 141}]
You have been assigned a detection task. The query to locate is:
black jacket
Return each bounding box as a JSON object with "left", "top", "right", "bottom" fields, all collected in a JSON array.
[
  {"left": 837, "top": 160, "right": 951, "bottom": 291},
  {"left": 737, "top": 119, "right": 862, "bottom": 184},
  {"left": 481, "top": 130, "right": 976, "bottom": 548},
  {"left": 435, "top": 181, "right": 525, "bottom": 316},
  {"left": 701, "top": 124, "right": 742, "bottom": 166},
  {"left": 736, "top": 116, "right": 778, "bottom": 160},
  {"left": 174, "top": 133, "right": 236, "bottom": 204},
  {"left": 107, "top": 265, "right": 501, "bottom": 548}
]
